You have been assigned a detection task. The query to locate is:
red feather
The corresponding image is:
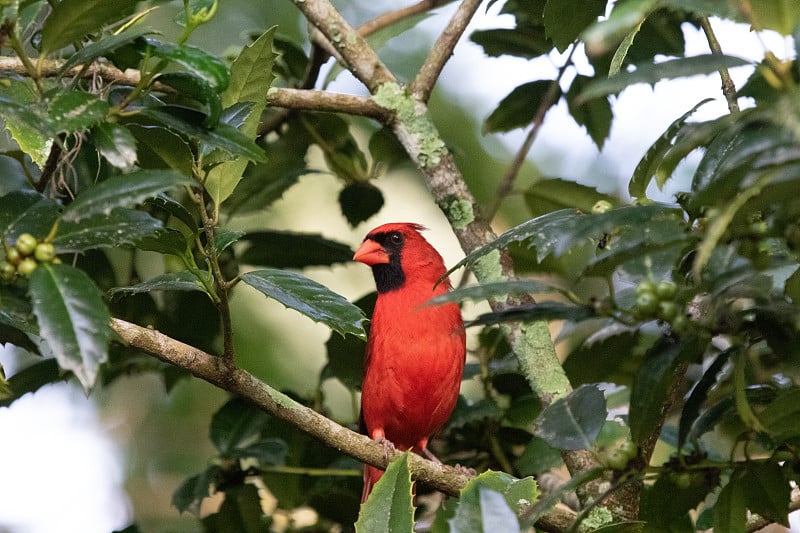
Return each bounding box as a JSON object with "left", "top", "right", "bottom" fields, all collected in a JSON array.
[{"left": 353, "top": 223, "right": 466, "bottom": 503}]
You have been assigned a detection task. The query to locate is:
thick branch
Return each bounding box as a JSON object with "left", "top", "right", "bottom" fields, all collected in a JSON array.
[
  {"left": 410, "top": 0, "right": 482, "bottom": 102},
  {"left": 110, "top": 318, "right": 575, "bottom": 533},
  {"left": 266, "top": 88, "right": 391, "bottom": 121},
  {"left": 289, "top": 0, "right": 396, "bottom": 91}
]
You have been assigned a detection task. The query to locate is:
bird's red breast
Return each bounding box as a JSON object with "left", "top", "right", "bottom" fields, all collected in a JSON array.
[{"left": 353, "top": 223, "right": 466, "bottom": 502}]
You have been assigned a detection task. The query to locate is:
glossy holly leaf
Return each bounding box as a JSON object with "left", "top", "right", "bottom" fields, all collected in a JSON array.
[
  {"left": 0, "top": 90, "right": 53, "bottom": 166},
  {"left": 48, "top": 91, "right": 110, "bottom": 133},
  {"left": 109, "top": 270, "right": 211, "bottom": 297},
  {"left": 29, "top": 263, "right": 112, "bottom": 391},
  {"left": 566, "top": 75, "right": 612, "bottom": 150},
  {"left": 214, "top": 230, "right": 243, "bottom": 254},
  {"left": 429, "top": 280, "right": 569, "bottom": 307},
  {"left": 339, "top": 182, "right": 384, "bottom": 227},
  {"left": 157, "top": 72, "right": 222, "bottom": 128},
  {"left": 90, "top": 123, "right": 138, "bottom": 170},
  {"left": 58, "top": 26, "right": 157, "bottom": 75},
  {"left": 713, "top": 474, "right": 746, "bottom": 533},
  {"left": 629, "top": 98, "right": 714, "bottom": 198},
  {"left": 468, "top": 302, "right": 595, "bottom": 327},
  {"left": 514, "top": 436, "right": 563, "bottom": 476},
  {"left": 210, "top": 397, "right": 270, "bottom": 454},
  {"left": 629, "top": 335, "right": 687, "bottom": 444},
  {"left": 678, "top": 348, "right": 732, "bottom": 449},
  {"left": 0, "top": 192, "right": 59, "bottom": 244},
  {"left": 578, "top": 55, "right": 751, "bottom": 101},
  {"left": 133, "top": 228, "right": 190, "bottom": 256},
  {"left": 355, "top": 452, "right": 414, "bottom": 532},
  {"left": 743, "top": 461, "right": 790, "bottom": 526},
  {"left": 53, "top": 209, "right": 163, "bottom": 252},
  {"left": 62, "top": 170, "right": 191, "bottom": 222},
  {"left": 39, "top": 0, "right": 137, "bottom": 55},
  {"left": 144, "top": 194, "right": 197, "bottom": 231},
  {"left": 450, "top": 488, "right": 520, "bottom": 532},
  {"left": 240, "top": 269, "right": 367, "bottom": 339},
  {"left": 0, "top": 359, "right": 64, "bottom": 408},
  {"left": 321, "top": 292, "right": 374, "bottom": 390},
  {"left": 470, "top": 27, "right": 551, "bottom": 59},
  {"left": 533, "top": 384, "right": 606, "bottom": 450},
  {"left": 543, "top": 0, "right": 605, "bottom": 52},
  {"left": 126, "top": 123, "right": 194, "bottom": 175},
  {"left": 239, "top": 231, "right": 354, "bottom": 268},
  {"left": 173, "top": 465, "right": 222, "bottom": 515},
  {"left": 204, "top": 27, "right": 276, "bottom": 205},
  {"left": 144, "top": 38, "right": 228, "bottom": 92},
  {"left": 524, "top": 178, "right": 617, "bottom": 218},
  {"left": 484, "top": 80, "right": 555, "bottom": 134}
]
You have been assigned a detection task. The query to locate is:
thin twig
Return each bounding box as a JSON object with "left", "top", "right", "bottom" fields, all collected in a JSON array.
[
  {"left": 699, "top": 16, "right": 740, "bottom": 114},
  {"left": 410, "top": 0, "right": 482, "bottom": 102},
  {"left": 109, "top": 317, "right": 578, "bottom": 533},
  {"left": 487, "top": 46, "right": 577, "bottom": 220},
  {"left": 266, "top": 88, "right": 391, "bottom": 121},
  {"left": 358, "top": 0, "right": 454, "bottom": 38}
]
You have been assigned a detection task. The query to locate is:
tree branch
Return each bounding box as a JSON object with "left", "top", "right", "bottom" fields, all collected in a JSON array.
[
  {"left": 266, "top": 88, "right": 391, "bottom": 121},
  {"left": 110, "top": 318, "right": 576, "bottom": 533},
  {"left": 409, "top": 0, "right": 482, "bottom": 102},
  {"left": 699, "top": 16, "right": 740, "bottom": 114}
]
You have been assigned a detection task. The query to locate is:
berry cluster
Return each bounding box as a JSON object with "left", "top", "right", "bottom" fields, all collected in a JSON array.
[
  {"left": 1, "top": 233, "right": 58, "bottom": 281},
  {"left": 634, "top": 278, "right": 688, "bottom": 333}
]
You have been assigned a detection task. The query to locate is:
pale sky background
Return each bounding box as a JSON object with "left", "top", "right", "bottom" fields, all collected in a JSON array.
[{"left": 0, "top": 3, "right": 797, "bottom": 532}]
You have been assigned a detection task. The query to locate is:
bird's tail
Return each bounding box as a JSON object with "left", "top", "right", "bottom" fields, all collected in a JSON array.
[{"left": 361, "top": 464, "right": 384, "bottom": 503}]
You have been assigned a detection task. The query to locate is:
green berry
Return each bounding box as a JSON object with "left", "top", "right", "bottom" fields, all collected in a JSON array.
[
  {"left": 15, "top": 233, "right": 38, "bottom": 256},
  {"left": 636, "top": 292, "right": 659, "bottom": 316},
  {"left": 16, "top": 257, "right": 37, "bottom": 276},
  {"left": 605, "top": 449, "right": 630, "bottom": 470},
  {"left": 591, "top": 200, "right": 613, "bottom": 214},
  {"left": 636, "top": 279, "right": 656, "bottom": 296},
  {"left": 671, "top": 471, "right": 692, "bottom": 489},
  {"left": 671, "top": 314, "right": 689, "bottom": 335},
  {"left": 0, "top": 261, "right": 15, "bottom": 281},
  {"left": 618, "top": 440, "right": 638, "bottom": 459},
  {"left": 655, "top": 280, "right": 677, "bottom": 300},
  {"left": 5, "top": 247, "right": 20, "bottom": 265},
  {"left": 34, "top": 243, "right": 55, "bottom": 262},
  {"left": 657, "top": 301, "right": 679, "bottom": 322}
]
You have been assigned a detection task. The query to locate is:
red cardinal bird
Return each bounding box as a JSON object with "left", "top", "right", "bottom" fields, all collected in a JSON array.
[{"left": 353, "top": 222, "right": 466, "bottom": 503}]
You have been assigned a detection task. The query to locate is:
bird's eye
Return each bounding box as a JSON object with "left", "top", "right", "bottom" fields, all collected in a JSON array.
[{"left": 389, "top": 232, "right": 403, "bottom": 245}]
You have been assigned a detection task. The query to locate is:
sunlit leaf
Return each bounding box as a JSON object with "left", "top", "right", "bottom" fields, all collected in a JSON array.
[
  {"left": 29, "top": 263, "right": 112, "bottom": 391},
  {"left": 355, "top": 452, "right": 414, "bottom": 532},
  {"left": 581, "top": 0, "right": 659, "bottom": 56},
  {"left": 144, "top": 38, "right": 229, "bottom": 91},
  {"left": 90, "top": 123, "right": 138, "bottom": 170},
  {"left": 240, "top": 269, "right": 367, "bottom": 339},
  {"left": 53, "top": 209, "right": 163, "bottom": 252}
]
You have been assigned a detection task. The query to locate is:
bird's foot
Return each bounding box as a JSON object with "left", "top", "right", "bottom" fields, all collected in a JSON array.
[
  {"left": 420, "top": 446, "right": 443, "bottom": 464},
  {"left": 453, "top": 464, "right": 477, "bottom": 477},
  {"left": 374, "top": 435, "right": 397, "bottom": 460}
]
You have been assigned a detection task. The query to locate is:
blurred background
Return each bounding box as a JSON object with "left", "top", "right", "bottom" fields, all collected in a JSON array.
[{"left": 0, "top": 0, "right": 795, "bottom": 531}]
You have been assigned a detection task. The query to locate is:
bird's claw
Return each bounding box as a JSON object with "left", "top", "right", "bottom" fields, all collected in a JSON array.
[
  {"left": 375, "top": 435, "right": 396, "bottom": 460},
  {"left": 453, "top": 464, "right": 477, "bottom": 477}
]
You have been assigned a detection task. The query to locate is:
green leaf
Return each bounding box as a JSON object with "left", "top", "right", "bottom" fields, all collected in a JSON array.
[
  {"left": 524, "top": 178, "right": 617, "bottom": 218},
  {"left": 239, "top": 231, "right": 354, "bottom": 268},
  {"left": 533, "top": 384, "right": 606, "bottom": 450},
  {"left": 338, "top": 182, "right": 385, "bottom": 227},
  {"left": 62, "top": 170, "right": 192, "bottom": 222},
  {"left": 470, "top": 27, "right": 551, "bottom": 59},
  {"left": 355, "top": 452, "right": 415, "bottom": 532},
  {"left": 240, "top": 269, "right": 367, "bottom": 339},
  {"left": 628, "top": 98, "right": 714, "bottom": 198},
  {"left": 156, "top": 72, "right": 222, "bottom": 128},
  {"left": 133, "top": 228, "right": 190, "bottom": 256},
  {"left": 524, "top": 466, "right": 605, "bottom": 525},
  {"left": 126, "top": 122, "right": 194, "bottom": 175},
  {"left": 429, "top": 280, "right": 569, "bottom": 306},
  {"left": 109, "top": 270, "right": 210, "bottom": 296},
  {"left": 742, "top": 462, "right": 790, "bottom": 526},
  {"left": 58, "top": 26, "right": 157, "bottom": 75},
  {"left": 749, "top": 0, "right": 800, "bottom": 35},
  {"left": 543, "top": 0, "right": 605, "bottom": 52},
  {"left": 144, "top": 194, "right": 197, "bottom": 231},
  {"left": 712, "top": 474, "right": 746, "bottom": 533},
  {"left": 581, "top": 0, "right": 659, "bottom": 56},
  {"left": 53, "top": 209, "right": 163, "bottom": 252},
  {"left": 609, "top": 21, "right": 646, "bottom": 77},
  {"left": 321, "top": 292, "right": 374, "bottom": 390},
  {"left": 39, "top": 0, "right": 137, "bottom": 55},
  {"left": 629, "top": 335, "right": 685, "bottom": 444},
  {"left": 0, "top": 192, "right": 59, "bottom": 244},
  {"left": 210, "top": 397, "right": 270, "bottom": 454},
  {"left": 173, "top": 466, "right": 221, "bottom": 515},
  {"left": 303, "top": 113, "right": 370, "bottom": 182},
  {"left": 592, "top": 523, "right": 646, "bottom": 533},
  {"left": 201, "top": 484, "right": 264, "bottom": 532},
  {"left": 203, "top": 28, "right": 276, "bottom": 205},
  {"left": 566, "top": 75, "right": 612, "bottom": 150},
  {"left": 678, "top": 348, "right": 732, "bottom": 449},
  {"left": 451, "top": 471, "right": 538, "bottom": 530},
  {"left": 0, "top": 359, "right": 63, "bottom": 408},
  {"left": 90, "top": 123, "right": 138, "bottom": 170},
  {"left": 48, "top": 90, "right": 110, "bottom": 133},
  {"left": 484, "top": 80, "right": 556, "bottom": 134},
  {"left": 468, "top": 302, "right": 595, "bottom": 327},
  {"left": 214, "top": 230, "right": 243, "bottom": 254},
  {"left": 0, "top": 86, "right": 52, "bottom": 167},
  {"left": 144, "top": 38, "right": 229, "bottom": 92},
  {"left": 760, "top": 388, "right": 800, "bottom": 444},
  {"left": 29, "top": 263, "right": 112, "bottom": 391},
  {"left": 564, "top": 329, "right": 639, "bottom": 386},
  {"left": 641, "top": 468, "right": 719, "bottom": 529},
  {"left": 578, "top": 54, "right": 751, "bottom": 102}
]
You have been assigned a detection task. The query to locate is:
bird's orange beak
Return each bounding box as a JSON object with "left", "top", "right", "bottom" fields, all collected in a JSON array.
[{"left": 353, "top": 239, "right": 390, "bottom": 266}]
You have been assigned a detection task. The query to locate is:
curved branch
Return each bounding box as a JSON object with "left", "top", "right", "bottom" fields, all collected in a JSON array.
[
  {"left": 410, "top": 0, "right": 482, "bottom": 102},
  {"left": 266, "top": 88, "right": 391, "bottom": 121},
  {"left": 110, "top": 318, "right": 576, "bottom": 533}
]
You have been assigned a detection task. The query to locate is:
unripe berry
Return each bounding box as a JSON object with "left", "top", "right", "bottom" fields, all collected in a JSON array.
[
  {"left": 636, "top": 292, "right": 659, "bottom": 316},
  {"left": 15, "top": 233, "right": 38, "bottom": 256},
  {"left": 0, "top": 261, "right": 15, "bottom": 281},
  {"left": 17, "top": 257, "right": 37, "bottom": 276},
  {"left": 636, "top": 279, "right": 656, "bottom": 296},
  {"left": 5, "top": 247, "right": 20, "bottom": 265},
  {"left": 655, "top": 280, "right": 677, "bottom": 300},
  {"left": 657, "top": 301, "right": 679, "bottom": 322},
  {"left": 34, "top": 243, "right": 55, "bottom": 262}
]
